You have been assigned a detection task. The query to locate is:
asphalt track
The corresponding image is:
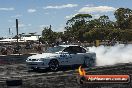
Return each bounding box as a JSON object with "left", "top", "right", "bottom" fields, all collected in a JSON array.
[{"left": 0, "top": 63, "right": 132, "bottom": 88}]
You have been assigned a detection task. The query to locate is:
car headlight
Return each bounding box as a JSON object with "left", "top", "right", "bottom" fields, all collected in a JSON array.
[{"left": 26, "top": 58, "right": 29, "bottom": 61}]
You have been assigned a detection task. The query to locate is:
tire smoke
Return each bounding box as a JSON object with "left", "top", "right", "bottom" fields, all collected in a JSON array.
[{"left": 89, "top": 44, "right": 132, "bottom": 66}]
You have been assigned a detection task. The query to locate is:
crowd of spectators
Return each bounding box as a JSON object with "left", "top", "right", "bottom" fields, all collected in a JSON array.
[{"left": 0, "top": 42, "right": 44, "bottom": 55}]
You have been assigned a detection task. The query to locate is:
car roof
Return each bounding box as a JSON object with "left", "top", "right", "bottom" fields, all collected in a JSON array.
[{"left": 59, "top": 45, "right": 79, "bottom": 47}]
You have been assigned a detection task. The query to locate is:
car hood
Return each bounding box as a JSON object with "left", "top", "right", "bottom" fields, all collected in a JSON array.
[{"left": 28, "top": 53, "right": 59, "bottom": 59}]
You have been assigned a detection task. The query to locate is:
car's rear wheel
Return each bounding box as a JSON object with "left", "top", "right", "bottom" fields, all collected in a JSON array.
[
  {"left": 84, "top": 57, "right": 95, "bottom": 67},
  {"left": 49, "top": 59, "right": 59, "bottom": 71}
]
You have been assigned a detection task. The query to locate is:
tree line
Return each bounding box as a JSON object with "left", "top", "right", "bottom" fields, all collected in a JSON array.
[{"left": 40, "top": 8, "right": 132, "bottom": 44}]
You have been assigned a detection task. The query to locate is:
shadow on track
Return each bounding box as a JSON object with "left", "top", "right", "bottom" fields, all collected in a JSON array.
[{"left": 28, "top": 65, "right": 81, "bottom": 73}]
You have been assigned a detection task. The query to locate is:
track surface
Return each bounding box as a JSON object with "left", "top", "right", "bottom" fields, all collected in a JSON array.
[{"left": 0, "top": 63, "right": 132, "bottom": 88}]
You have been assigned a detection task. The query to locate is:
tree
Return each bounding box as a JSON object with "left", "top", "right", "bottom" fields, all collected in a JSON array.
[
  {"left": 114, "top": 8, "right": 132, "bottom": 29},
  {"left": 88, "top": 19, "right": 101, "bottom": 28},
  {"left": 88, "top": 15, "right": 115, "bottom": 29},
  {"left": 40, "top": 8, "right": 132, "bottom": 44},
  {"left": 99, "top": 15, "right": 109, "bottom": 26},
  {"left": 99, "top": 15, "right": 115, "bottom": 28},
  {"left": 42, "top": 27, "right": 55, "bottom": 43},
  {"left": 66, "top": 14, "right": 92, "bottom": 26},
  {"left": 41, "top": 26, "right": 64, "bottom": 44},
  {"left": 65, "top": 14, "right": 92, "bottom": 42}
]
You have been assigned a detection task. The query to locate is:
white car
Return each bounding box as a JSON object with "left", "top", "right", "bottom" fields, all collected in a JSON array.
[{"left": 26, "top": 45, "right": 96, "bottom": 71}]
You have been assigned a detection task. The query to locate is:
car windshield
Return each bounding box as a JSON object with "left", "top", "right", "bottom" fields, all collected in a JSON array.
[{"left": 45, "top": 46, "right": 65, "bottom": 53}]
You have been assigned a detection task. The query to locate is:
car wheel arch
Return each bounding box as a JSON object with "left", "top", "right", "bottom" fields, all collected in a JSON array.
[
  {"left": 83, "top": 56, "right": 95, "bottom": 67},
  {"left": 48, "top": 59, "right": 59, "bottom": 65}
]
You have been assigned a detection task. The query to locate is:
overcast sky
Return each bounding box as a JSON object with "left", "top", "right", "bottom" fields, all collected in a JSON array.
[{"left": 0, "top": 0, "right": 132, "bottom": 37}]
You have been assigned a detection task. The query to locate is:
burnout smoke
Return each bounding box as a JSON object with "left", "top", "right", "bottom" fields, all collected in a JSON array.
[{"left": 89, "top": 44, "right": 132, "bottom": 66}]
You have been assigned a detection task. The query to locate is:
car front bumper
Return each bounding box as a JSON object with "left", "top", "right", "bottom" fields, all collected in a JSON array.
[{"left": 26, "top": 61, "right": 49, "bottom": 69}]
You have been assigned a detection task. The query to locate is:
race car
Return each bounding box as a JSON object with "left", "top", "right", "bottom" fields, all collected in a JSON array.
[{"left": 26, "top": 45, "right": 96, "bottom": 71}]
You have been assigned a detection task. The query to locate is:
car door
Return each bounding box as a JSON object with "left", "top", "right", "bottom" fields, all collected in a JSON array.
[
  {"left": 59, "top": 52, "right": 72, "bottom": 65},
  {"left": 70, "top": 46, "right": 86, "bottom": 65},
  {"left": 67, "top": 53, "right": 78, "bottom": 65},
  {"left": 62, "top": 46, "right": 78, "bottom": 65},
  {"left": 62, "top": 46, "right": 85, "bottom": 65}
]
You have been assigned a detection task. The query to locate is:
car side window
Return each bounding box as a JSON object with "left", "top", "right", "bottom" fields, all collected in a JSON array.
[
  {"left": 63, "top": 46, "right": 86, "bottom": 54},
  {"left": 72, "top": 46, "right": 86, "bottom": 53},
  {"left": 81, "top": 47, "right": 86, "bottom": 53},
  {"left": 63, "top": 47, "right": 72, "bottom": 53}
]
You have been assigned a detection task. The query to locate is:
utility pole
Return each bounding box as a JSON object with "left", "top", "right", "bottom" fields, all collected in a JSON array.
[
  {"left": 9, "top": 28, "right": 11, "bottom": 38},
  {"left": 50, "top": 25, "right": 51, "bottom": 30},
  {"left": 9, "top": 28, "right": 11, "bottom": 35},
  {"left": 16, "top": 19, "right": 20, "bottom": 55},
  {"left": 16, "top": 19, "right": 19, "bottom": 45}
]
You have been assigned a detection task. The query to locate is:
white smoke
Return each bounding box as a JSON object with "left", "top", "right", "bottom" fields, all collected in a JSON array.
[{"left": 89, "top": 44, "right": 132, "bottom": 66}]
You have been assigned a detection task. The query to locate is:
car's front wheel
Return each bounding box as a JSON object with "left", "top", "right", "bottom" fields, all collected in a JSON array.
[{"left": 48, "top": 59, "right": 59, "bottom": 71}]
